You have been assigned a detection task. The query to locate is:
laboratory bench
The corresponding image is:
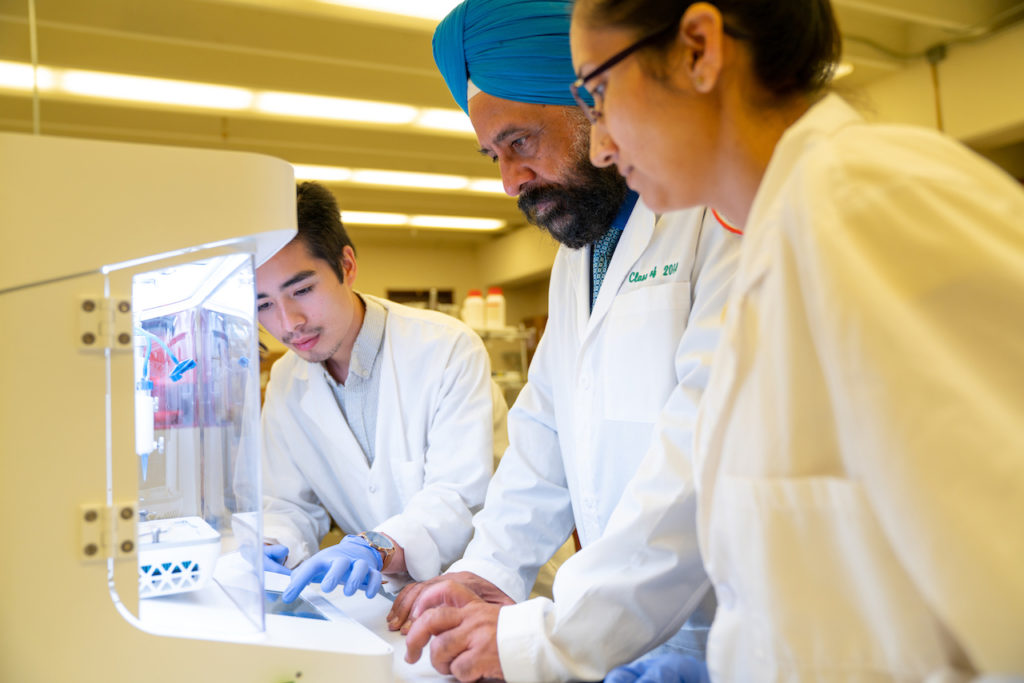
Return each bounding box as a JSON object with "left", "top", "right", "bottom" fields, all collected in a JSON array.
[
  {"left": 343, "top": 585, "right": 458, "bottom": 683},
  {"left": 137, "top": 551, "right": 455, "bottom": 683}
]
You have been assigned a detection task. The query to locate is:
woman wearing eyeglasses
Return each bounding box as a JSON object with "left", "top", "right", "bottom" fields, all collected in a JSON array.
[{"left": 570, "top": 1, "right": 1024, "bottom": 681}]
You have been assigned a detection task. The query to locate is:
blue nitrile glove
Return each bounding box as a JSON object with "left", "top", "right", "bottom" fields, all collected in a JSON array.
[
  {"left": 282, "top": 534, "right": 383, "bottom": 603},
  {"left": 262, "top": 543, "right": 292, "bottom": 575},
  {"left": 604, "top": 653, "right": 710, "bottom": 683}
]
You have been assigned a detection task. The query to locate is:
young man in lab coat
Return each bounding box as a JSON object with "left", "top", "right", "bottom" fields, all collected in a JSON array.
[
  {"left": 256, "top": 181, "right": 499, "bottom": 601},
  {"left": 389, "top": 1, "right": 741, "bottom": 681}
]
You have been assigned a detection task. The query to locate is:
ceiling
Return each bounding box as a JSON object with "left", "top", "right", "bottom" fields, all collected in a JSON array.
[{"left": 0, "top": 0, "right": 1021, "bottom": 247}]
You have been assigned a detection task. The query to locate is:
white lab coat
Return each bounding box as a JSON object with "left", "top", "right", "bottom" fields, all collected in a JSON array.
[
  {"left": 695, "top": 94, "right": 1024, "bottom": 680},
  {"left": 447, "top": 200, "right": 741, "bottom": 681},
  {"left": 261, "top": 295, "right": 495, "bottom": 582}
]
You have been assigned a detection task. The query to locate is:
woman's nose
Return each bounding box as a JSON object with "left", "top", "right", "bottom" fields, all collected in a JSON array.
[{"left": 589, "top": 122, "right": 618, "bottom": 169}]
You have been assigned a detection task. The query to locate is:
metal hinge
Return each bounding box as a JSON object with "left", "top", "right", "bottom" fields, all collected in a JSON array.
[
  {"left": 76, "top": 295, "right": 133, "bottom": 351},
  {"left": 79, "top": 502, "right": 138, "bottom": 562}
]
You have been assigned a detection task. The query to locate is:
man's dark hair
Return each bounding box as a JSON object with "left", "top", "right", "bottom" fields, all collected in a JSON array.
[{"left": 295, "top": 181, "right": 356, "bottom": 284}]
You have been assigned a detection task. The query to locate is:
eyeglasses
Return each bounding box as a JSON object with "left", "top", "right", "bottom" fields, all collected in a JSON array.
[
  {"left": 570, "top": 21, "right": 749, "bottom": 124},
  {"left": 570, "top": 22, "right": 678, "bottom": 124}
]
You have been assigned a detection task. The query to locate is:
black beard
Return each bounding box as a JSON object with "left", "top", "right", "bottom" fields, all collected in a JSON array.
[{"left": 516, "top": 158, "right": 629, "bottom": 250}]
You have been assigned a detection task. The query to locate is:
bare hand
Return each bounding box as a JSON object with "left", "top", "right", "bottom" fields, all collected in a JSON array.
[
  {"left": 387, "top": 571, "right": 513, "bottom": 634},
  {"left": 404, "top": 581, "right": 505, "bottom": 682}
]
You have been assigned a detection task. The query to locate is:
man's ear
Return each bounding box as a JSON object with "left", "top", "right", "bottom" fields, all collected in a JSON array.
[
  {"left": 340, "top": 245, "right": 358, "bottom": 286},
  {"left": 679, "top": 2, "right": 725, "bottom": 94}
]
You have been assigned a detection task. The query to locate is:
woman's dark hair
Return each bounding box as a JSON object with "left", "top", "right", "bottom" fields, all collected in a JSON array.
[
  {"left": 295, "top": 181, "right": 356, "bottom": 284},
  {"left": 575, "top": 0, "right": 841, "bottom": 98}
]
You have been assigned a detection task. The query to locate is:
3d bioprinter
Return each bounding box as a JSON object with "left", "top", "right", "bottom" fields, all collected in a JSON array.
[{"left": 0, "top": 132, "right": 395, "bottom": 681}]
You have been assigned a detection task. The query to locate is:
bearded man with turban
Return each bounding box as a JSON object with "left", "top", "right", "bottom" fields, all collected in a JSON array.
[{"left": 390, "top": 1, "right": 742, "bottom": 680}]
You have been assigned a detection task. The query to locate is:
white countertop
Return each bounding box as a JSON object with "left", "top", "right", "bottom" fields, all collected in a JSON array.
[
  {"left": 331, "top": 586, "right": 456, "bottom": 683},
  {"left": 139, "top": 551, "right": 457, "bottom": 683}
]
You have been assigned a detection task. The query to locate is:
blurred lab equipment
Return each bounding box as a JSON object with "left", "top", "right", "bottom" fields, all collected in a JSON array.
[
  {"left": 461, "top": 289, "right": 485, "bottom": 328},
  {"left": 485, "top": 286, "right": 506, "bottom": 329}
]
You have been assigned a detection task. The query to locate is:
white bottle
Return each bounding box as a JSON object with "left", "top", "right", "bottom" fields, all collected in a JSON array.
[
  {"left": 461, "top": 289, "right": 485, "bottom": 329},
  {"left": 485, "top": 286, "right": 506, "bottom": 330}
]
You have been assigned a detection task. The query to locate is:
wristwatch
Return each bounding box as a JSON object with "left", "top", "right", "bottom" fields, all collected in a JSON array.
[{"left": 358, "top": 531, "right": 396, "bottom": 571}]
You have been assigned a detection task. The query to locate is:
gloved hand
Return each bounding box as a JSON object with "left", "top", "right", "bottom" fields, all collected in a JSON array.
[
  {"left": 604, "top": 653, "right": 710, "bottom": 683},
  {"left": 282, "top": 534, "right": 383, "bottom": 603},
  {"left": 262, "top": 543, "right": 292, "bottom": 575}
]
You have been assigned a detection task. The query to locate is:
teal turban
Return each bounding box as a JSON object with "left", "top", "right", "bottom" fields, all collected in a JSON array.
[{"left": 432, "top": 0, "right": 579, "bottom": 114}]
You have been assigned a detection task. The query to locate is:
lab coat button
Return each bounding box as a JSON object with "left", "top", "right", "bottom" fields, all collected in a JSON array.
[
  {"left": 368, "top": 484, "right": 376, "bottom": 493},
  {"left": 579, "top": 374, "right": 591, "bottom": 389}
]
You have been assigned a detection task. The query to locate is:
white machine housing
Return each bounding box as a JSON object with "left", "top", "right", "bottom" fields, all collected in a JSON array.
[{"left": 0, "top": 132, "right": 393, "bottom": 682}]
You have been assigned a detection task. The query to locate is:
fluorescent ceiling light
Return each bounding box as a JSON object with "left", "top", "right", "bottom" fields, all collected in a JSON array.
[
  {"left": 834, "top": 62, "right": 854, "bottom": 79},
  {"left": 0, "top": 60, "right": 471, "bottom": 135},
  {"left": 293, "top": 164, "right": 354, "bottom": 182},
  {"left": 256, "top": 92, "right": 417, "bottom": 124},
  {"left": 467, "top": 179, "right": 505, "bottom": 195},
  {"left": 295, "top": 163, "right": 502, "bottom": 194},
  {"left": 415, "top": 108, "right": 474, "bottom": 133},
  {"left": 0, "top": 62, "right": 54, "bottom": 90},
  {"left": 409, "top": 215, "right": 504, "bottom": 230},
  {"left": 341, "top": 210, "right": 505, "bottom": 231},
  {"left": 342, "top": 211, "right": 408, "bottom": 225},
  {"left": 60, "top": 71, "right": 253, "bottom": 109},
  {"left": 350, "top": 169, "right": 469, "bottom": 191},
  {"left": 317, "top": 0, "right": 460, "bottom": 21}
]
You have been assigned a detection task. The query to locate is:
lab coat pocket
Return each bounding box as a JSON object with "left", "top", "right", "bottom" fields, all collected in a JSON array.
[
  {"left": 708, "top": 475, "right": 950, "bottom": 680},
  {"left": 602, "top": 281, "right": 691, "bottom": 422}
]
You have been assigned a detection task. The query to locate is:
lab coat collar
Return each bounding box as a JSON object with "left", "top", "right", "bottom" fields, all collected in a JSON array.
[
  {"left": 581, "top": 198, "right": 656, "bottom": 338},
  {"left": 298, "top": 357, "right": 372, "bottom": 473},
  {"left": 748, "top": 93, "right": 862, "bottom": 236},
  {"left": 347, "top": 293, "right": 387, "bottom": 381}
]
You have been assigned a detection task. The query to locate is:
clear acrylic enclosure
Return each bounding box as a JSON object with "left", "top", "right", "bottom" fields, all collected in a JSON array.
[{"left": 131, "top": 250, "right": 264, "bottom": 629}]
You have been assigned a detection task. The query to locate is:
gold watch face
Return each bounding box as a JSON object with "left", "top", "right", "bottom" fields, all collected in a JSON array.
[
  {"left": 362, "top": 531, "right": 394, "bottom": 551},
  {"left": 360, "top": 531, "right": 394, "bottom": 571}
]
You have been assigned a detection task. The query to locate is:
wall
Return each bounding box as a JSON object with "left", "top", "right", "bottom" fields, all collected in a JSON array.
[
  {"left": 355, "top": 223, "right": 558, "bottom": 325},
  {"left": 502, "top": 276, "right": 551, "bottom": 327},
  {"left": 478, "top": 224, "right": 561, "bottom": 289},
  {"left": 350, "top": 236, "right": 482, "bottom": 303},
  {"left": 857, "top": 20, "right": 1024, "bottom": 176}
]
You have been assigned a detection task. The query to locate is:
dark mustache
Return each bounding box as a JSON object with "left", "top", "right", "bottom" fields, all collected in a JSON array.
[{"left": 517, "top": 185, "right": 565, "bottom": 218}]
